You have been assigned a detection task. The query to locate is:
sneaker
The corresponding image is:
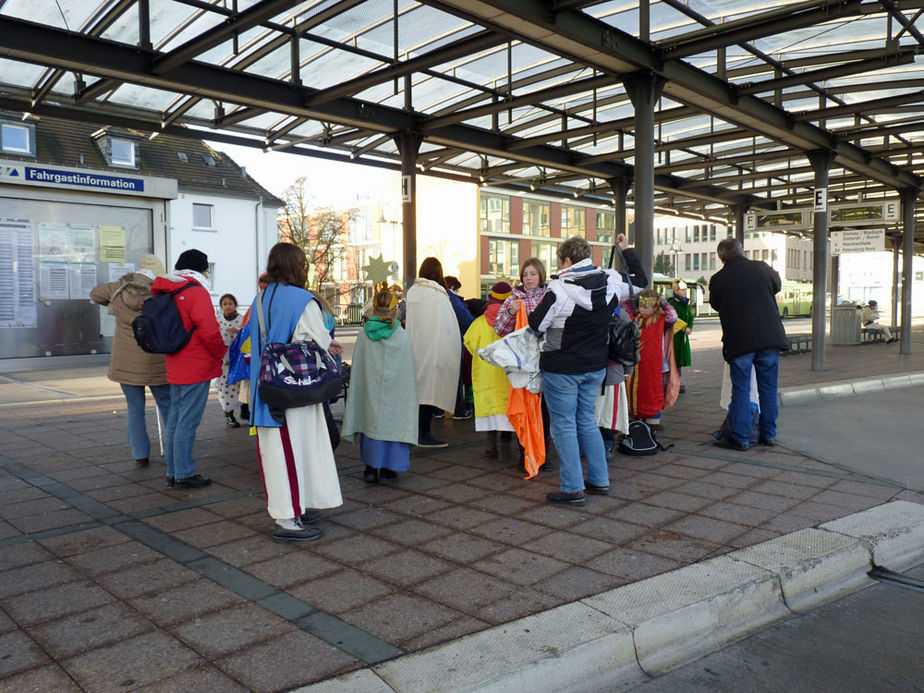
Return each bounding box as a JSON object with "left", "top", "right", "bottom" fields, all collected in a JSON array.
[
  {"left": 299, "top": 510, "right": 321, "bottom": 524},
  {"left": 452, "top": 412, "right": 472, "bottom": 420},
  {"left": 165, "top": 476, "right": 175, "bottom": 487},
  {"left": 273, "top": 520, "right": 322, "bottom": 542},
  {"left": 173, "top": 474, "right": 212, "bottom": 489},
  {"left": 135, "top": 458, "right": 150, "bottom": 467},
  {"left": 418, "top": 435, "right": 449, "bottom": 448},
  {"left": 757, "top": 437, "right": 776, "bottom": 447},
  {"left": 433, "top": 412, "right": 445, "bottom": 420},
  {"left": 379, "top": 468, "right": 398, "bottom": 481},
  {"left": 713, "top": 438, "right": 748, "bottom": 452},
  {"left": 583, "top": 480, "right": 610, "bottom": 495},
  {"left": 546, "top": 491, "right": 586, "bottom": 506},
  {"left": 604, "top": 446, "right": 615, "bottom": 462},
  {"left": 225, "top": 412, "right": 240, "bottom": 428}
]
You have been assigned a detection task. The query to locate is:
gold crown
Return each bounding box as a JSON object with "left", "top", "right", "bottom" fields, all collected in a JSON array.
[{"left": 638, "top": 294, "right": 659, "bottom": 308}]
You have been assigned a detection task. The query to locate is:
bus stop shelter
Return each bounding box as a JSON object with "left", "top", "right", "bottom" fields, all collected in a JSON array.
[{"left": 1, "top": 0, "right": 923, "bottom": 368}]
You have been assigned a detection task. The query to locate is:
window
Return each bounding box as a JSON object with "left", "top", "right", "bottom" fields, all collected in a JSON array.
[
  {"left": 110, "top": 138, "right": 136, "bottom": 167},
  {"left": 596, "top": 211, "right": 615, "bottom": 244},
  {"left": 710, "top": 225, "right": 717, "bottom": 241},
  {"left": 693, "top": 254, "right": 700, "bottom": 271},
  {"left": 561, "top": 205, "right": 585, "bottom": 237},
  {"left": 192, "top": 203, "right": 213, "bottom": 229},
  {"left": 762, "top": 249, "right": 769, "bottom": 262},
  {"left": 488, "top": 238, "right": 520, "bottom": 277},
  {"left": 0, "top": 122, "right": 33, "bottom": 154},
  {"left": 710, "top": 256, "right": 716, "bottom": 270},
  {"left": 693, "top": 225, "right": 700, "bottom": 242},
  {"left": 177, "top": 152, "right": 189, "bottom": 163},
  {"left": 202, "top": 154, "right": 217, "bottom": 167},
  {"left": 684, "top": 253, "right": 692, "bottom": 272},
  {"left": 535, "top": 242, "right": 557, "bottom": 275},
  {"left": 480, "top": 193, "right": 510, "bottom": 234},
  {"left": 701, "top": 252, "right": 708, "bottom": 269},
  {"left": 523, "top": 200, "right": 550, "bottom": 236}
]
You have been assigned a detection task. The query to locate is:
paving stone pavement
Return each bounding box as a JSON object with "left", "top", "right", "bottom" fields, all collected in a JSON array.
[{"left": 1, "top": 326, "right": 922, "bottom": 691}]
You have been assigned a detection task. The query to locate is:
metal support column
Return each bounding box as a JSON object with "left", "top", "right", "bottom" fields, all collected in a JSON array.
[
  {"left": 608, "top": 175, "right": 631, "bottom": 239},
  {"left": 808, "top": 150, "right": 835, "bottom": 372},
  {"left": 900, "top": 188, "right": 917, "bottom": 354},
  {"left": 623, "top": 71, "right": 664, "bottom": 287},
  {"left": 891, "top": 236, "right": 900, "bottom": 329},
  {"left": 395, "top": 130, "right": 421, "bottom": 289},
  {"left": 733, "top": 202, "right": 749, "bottom": 246}
]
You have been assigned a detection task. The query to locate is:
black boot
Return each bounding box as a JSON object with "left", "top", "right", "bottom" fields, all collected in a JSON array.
[
  {"left": 225, "top": 411, "right": 240, "bottom": 428},
  {"left": 485, "top": 431, "right": 498, "bottom": 457},
  {"left": 239, "top": 403, "right": 250, "bottom": 421}
]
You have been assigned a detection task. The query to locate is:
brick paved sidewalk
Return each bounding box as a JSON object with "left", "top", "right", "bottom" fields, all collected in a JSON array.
[{"left": 1, "top": 328, "right": 922, "bottom": 691}]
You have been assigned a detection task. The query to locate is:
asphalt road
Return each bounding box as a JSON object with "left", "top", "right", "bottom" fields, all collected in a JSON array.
[
  {"left": 778, "top": 385, "right": 924, "bottom": 492},
  {"left": 627, "top": 562, "right": 924, "bottom": 692}
]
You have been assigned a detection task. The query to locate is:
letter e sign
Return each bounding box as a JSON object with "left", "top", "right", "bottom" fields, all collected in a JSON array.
[{"left": 814, "top": 187, "right": 827, "bottom": 213}]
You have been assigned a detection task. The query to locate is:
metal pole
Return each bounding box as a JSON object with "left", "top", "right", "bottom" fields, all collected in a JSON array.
[
  {"left": 891, "top": 234, "right": 900, "bottom": 329},
  {"left": 395, "top": 131, "right": 421, "bottom": 289},
  {"left": 900, "top": 187, "right": 917, "bottom": 354},
  {"left": 734, "top": 203, "right": 746, "bottom": 246},
  {"left": 623, "top": 71, "right": 663, "bottom": 288},
  {"left": 808, "top": 150, "right": 835, "bottom": 372},
  {"left": 609, "top": 175, "right": 630, "bottom": 242}
]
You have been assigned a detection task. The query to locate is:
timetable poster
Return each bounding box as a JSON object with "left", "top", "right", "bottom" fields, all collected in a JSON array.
[
  {"left": 68, "top": 263, "right": 98, "bottom": 300},
  {"left": 0, "top": 218, "right": 38, "bottom": 328},
  {"left": 39, "top": 261, "right": 70, "bottom": 300}
]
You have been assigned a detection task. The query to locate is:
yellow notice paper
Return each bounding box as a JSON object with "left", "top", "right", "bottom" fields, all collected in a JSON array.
[{"left": 99, "top": 226, "right": 126, "bottom": 263}]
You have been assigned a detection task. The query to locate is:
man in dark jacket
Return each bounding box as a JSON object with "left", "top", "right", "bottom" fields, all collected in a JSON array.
[{"left": 709, "top": 238, "right": 789, "bottom": 451}]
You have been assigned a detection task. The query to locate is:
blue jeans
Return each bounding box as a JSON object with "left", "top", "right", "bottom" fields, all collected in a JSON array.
[
  {"left": 542, "top": 369, "right": 608, "bottom": 493},
  {"left": 165, "top": 381, "right": 210, "bottom": 480},
  {"left": 120, "top": 384, "right": 172, "bottom": 460},
  {"left": 728, "top": 348, "right": 780, "bottom": 446}
]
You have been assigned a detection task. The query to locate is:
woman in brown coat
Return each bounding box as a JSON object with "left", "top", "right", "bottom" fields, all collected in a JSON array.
[{"left": 90, "top": 254, "right": 172, "bottom": 467}]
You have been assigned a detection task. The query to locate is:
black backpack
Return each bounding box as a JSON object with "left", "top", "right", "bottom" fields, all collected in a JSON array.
[
  {"left": 132, "top": 283, "right": 198, "bottom": 354},
  {"left": 607, "top": 313, "right": 640, "bottom": 370},
  {"left": 618, "top": 420, "right": 660, "bottom": 456},
  {"left": 606, "top": 245, "right": 640, "bottom": 369}
]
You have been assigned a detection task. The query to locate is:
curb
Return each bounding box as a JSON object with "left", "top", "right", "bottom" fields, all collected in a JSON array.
[
  {"left": 779, "top": 371, "right": 924, "bottom": 406},
  {"left": 295, "top": 500, "right": 924, "bottom": 692}
]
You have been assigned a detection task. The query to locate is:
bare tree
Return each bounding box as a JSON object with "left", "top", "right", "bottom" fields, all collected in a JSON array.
[
  {"left": 653, "top": 250, "right": 675, "bottom": 277},
  {"left": 278, "top": 177, "right": 356, "bottom": 296}
]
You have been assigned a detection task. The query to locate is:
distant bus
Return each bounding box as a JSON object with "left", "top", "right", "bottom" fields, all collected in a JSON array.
[{"left": 777, "top": 281, "right": 812, "bottom": 318}]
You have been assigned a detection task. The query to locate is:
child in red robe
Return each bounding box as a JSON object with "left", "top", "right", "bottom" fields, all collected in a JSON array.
[{"left": 626, "top": 290, "right": 685, "bottom": 427}]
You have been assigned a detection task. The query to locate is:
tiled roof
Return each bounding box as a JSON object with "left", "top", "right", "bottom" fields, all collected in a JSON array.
[{"left": 1, "top": 112, "right": 282, "bottom": 206}]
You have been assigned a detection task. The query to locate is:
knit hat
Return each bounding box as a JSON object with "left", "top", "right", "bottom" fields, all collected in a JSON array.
[
  {"left": 671, "top": 279, "right": 687, "bottom": 292},
  {"left": 138, "top": 254, "right": 165, "bottom": 276},
  {"left": 488, "top": 281, "right": 512, "bottom": 306},
  {"left": 175, "top": 249, "right": 209, "bottom": 273}
]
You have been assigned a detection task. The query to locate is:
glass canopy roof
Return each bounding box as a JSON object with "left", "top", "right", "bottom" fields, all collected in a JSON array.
[{"left": 1, "top": 0, "right": 922, "bottom": 241}]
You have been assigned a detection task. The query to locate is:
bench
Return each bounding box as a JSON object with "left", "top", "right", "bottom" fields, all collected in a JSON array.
[
  {"left": 860, "top": 326, "right": 899, "bottom": 344},
  {"left": 784, "top": 333, "right": 812, "bottom": 355}
]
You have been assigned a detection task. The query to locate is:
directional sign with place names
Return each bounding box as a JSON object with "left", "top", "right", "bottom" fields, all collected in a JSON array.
[{"left": 830, "top": 228, "right": 885, "bottom": 255}]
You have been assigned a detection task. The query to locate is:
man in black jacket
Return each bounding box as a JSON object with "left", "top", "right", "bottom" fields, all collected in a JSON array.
[{"left": 709, "top": 238, "right": 789, "bottom": 451}]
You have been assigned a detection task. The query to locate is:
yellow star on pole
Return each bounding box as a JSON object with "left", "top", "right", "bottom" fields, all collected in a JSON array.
[{"left": 361, "top": 254, "right": 392, "bottom": 284}]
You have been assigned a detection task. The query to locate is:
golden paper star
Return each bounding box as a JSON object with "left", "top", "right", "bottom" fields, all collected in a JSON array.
[{"left": 362, "top": 254, "right": 392, "bottom": 284}]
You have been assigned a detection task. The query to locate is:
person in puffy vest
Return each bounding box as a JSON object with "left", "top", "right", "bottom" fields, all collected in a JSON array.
[
  {"left": 90, "top": 254, "right": 171, "bottom": 468},
  {"left": 150, "top": 249, "right": 226, "bottom": 489}
]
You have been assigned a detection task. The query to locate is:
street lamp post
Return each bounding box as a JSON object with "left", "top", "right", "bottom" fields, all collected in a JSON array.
[{"left": 669, "top": 242, "right": 683, "bottom": 278}]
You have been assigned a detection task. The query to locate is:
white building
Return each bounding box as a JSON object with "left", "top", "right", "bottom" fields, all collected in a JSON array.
[{"left": 0, "top": 113, "right": 281, "bottom": 368}]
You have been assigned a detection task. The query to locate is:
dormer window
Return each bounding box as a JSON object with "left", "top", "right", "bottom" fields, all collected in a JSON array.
[
  {"left": 110, "top": 138, "right": 136, "bottom": 167},
  {"left": 202, "top": 154, "right": 217, "bottom": 167},
  {"left": 0, "top": 121, "right": 35, "bottom": 155},
  {"left": 91, "top": 128, "right": 140, "bottom": 168}
]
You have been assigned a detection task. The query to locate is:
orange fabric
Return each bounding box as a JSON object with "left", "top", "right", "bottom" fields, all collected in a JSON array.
[{"left": 504, "top": 300, "right": 545, "bottom": 478}]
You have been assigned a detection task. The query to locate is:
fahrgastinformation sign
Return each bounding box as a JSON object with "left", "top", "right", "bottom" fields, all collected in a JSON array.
[{"left": 830, "top": 228, "right": 885, "bottom": 255}]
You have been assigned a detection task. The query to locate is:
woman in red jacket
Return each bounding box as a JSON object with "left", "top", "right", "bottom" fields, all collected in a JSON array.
[{"left": 150, "top": 249, "right": 226, "bottom": 489}]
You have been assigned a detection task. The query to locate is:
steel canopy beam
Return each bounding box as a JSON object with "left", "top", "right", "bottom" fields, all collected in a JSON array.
[{"left": 432, "top": 0, "right": 919, "bottom": 191}]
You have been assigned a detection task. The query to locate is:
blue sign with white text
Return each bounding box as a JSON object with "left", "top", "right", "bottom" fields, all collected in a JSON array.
[{"left": 24, "top": 166, "right": 144, "bottom": 192}]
